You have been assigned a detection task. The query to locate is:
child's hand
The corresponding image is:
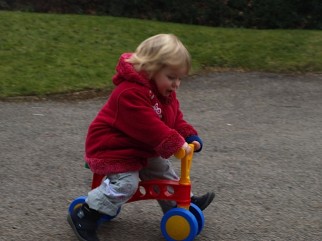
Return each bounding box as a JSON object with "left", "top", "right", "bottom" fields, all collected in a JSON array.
[
  {"left": 191, "top": 141, "right": 201, "bottom": 152},
  {"left": 175, "top": 142, "right": 198, "bottom": 159},
  {"left": 182, "top": 142, "right": 192, "bottom": 155},
  {"left": 185, "top": 135, "right": 203, "bottom": 152},
  {"left": 182, "top": 141, "right": 201, "bottom": 154}
]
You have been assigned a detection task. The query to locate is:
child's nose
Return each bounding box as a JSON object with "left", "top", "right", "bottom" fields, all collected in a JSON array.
[{"left": 173, "top": 79, "right": 180, "bottom": 88}]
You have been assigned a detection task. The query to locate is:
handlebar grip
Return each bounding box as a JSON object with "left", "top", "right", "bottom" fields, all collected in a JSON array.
[{"left": 174, "top": 148, "right": 185, "bottom": 159}]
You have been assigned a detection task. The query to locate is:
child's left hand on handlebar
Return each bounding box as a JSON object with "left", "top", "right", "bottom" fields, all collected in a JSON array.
[
  {"left": 182, "top": 141, "right": 201, "bottom": 155},
  {"left": 185, "top": 135, "right": 203, "bottom": 152},
  {"left": 191, "top": 141, "right": 201, "bottom": 152},
  {"left": 175, "top": 140, "right": 202, "bottom": 159}
]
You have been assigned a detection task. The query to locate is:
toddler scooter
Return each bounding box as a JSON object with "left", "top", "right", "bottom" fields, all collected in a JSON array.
[{"left": 68, "top": 144, "right": 205, "bottom": 241}]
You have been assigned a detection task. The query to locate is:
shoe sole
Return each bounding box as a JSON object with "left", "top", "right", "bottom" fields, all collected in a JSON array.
[{"left": 67, "top": 214, "right": 88, "bottom": 241}]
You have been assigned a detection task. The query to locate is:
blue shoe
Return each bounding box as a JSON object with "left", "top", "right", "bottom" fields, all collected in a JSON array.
[{"left": 67, "top": 203, "right": 101, "bottom": 241}]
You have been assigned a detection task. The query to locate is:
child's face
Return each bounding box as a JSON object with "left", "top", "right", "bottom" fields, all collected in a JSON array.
[{"left": 152, "top": 66, "right": 187, "bottom": 97}]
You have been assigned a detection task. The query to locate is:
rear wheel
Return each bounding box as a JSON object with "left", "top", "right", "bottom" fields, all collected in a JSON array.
[
  {"left": 97, "top": 208, "right": 121, "bottom": 224},
  {"left": 68, "top": 196, "right": 119, "bottom": 225},
  {"left": 68, "top": 196, "right": 86, "bottom": 214}
]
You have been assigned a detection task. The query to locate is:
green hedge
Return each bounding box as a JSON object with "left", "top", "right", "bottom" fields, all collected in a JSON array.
[{"left": 1, "top": 0, "right": 321, "bottom": 29}]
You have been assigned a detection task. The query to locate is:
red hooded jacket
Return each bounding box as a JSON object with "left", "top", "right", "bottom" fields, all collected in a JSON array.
[{"left": 85, "top": 53, "right": 199, "bottom": 175}]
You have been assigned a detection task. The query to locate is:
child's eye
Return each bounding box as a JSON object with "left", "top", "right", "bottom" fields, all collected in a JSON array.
[{"left": 167, "top": 75, "right": 177, "bottom": 80}]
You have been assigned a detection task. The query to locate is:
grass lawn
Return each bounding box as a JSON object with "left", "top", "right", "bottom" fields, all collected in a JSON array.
[{"left": 1, "top": 11, "right": 322, "bottom": 97}]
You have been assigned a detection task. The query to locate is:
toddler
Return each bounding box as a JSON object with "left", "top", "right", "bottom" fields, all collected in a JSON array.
[{"left": 68, "top": 33, "right": 214, "bottom": 241}]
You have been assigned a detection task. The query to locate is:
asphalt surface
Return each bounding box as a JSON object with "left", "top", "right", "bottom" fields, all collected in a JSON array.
[{"left": 1, "top": 72, "right": 322, "bottom": 241}]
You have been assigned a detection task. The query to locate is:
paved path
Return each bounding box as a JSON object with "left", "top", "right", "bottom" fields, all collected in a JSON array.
[{"left": 1, "top": 72, "right": 322, "bottom": 241}]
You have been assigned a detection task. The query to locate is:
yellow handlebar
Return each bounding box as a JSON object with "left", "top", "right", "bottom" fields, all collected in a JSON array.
[
  {"left": 174, "top": 148, "right": 186, "bottom": 159},
  {"left": 174, "top": 144, "right": 194, "bottom": 185}
]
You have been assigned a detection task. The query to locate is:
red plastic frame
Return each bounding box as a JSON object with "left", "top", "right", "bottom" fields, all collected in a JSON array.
[
  {"left": 91, "top": 172, "right": 191, "bottom": 208},
  {"left": 90, "top": 144, "right": 194, "bottom": 209}
]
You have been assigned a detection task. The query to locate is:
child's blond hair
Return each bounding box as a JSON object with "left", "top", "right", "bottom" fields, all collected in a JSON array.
[{"left": 127, "top": 34, "right": 191, "bottom": 77}]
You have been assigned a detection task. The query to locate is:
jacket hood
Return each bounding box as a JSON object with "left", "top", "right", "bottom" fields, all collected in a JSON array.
[
  {"left": 112, "top": 53, "right": 150, "bottom": 87},
  {"left": 112, "top": 53, "right": 175, "bottom": 104}
]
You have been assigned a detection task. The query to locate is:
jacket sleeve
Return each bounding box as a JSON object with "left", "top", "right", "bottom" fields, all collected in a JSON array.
[{"left": 111, "top": 88, "right": 185, "bottom": 158}]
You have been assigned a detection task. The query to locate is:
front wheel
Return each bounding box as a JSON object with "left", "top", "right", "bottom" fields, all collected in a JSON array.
[
  {"left": 161, "top": 208, "right": 198, "bottom": 241},
  {"left": 189, "top": 203, "right": 205, "bottom": 235}
]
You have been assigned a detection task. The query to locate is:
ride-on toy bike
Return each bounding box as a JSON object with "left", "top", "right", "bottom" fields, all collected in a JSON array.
[{"left": 68, "top": 144, "right": 205, "bottom": 241}]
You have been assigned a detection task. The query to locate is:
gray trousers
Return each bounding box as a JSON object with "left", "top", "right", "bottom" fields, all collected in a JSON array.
[{"left": 86, "top": 157, "right": 179, "bottom": 216}]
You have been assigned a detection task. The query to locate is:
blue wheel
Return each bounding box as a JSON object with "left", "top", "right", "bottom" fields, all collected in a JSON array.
[
  {"left": 68, "top": 196, "right": 87, "bottom": 214},
  {"left": 69, "top": 196, "right": 119, "bottom": 225},
  {"left": 161, "top": 208, "right": 198, "bottom": 241},
  {"left": 97, "top": 207, "right": 121, "bottom": 225},
  {"left": 189, "top": 203, "right": 205, "bottom": 235}
]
